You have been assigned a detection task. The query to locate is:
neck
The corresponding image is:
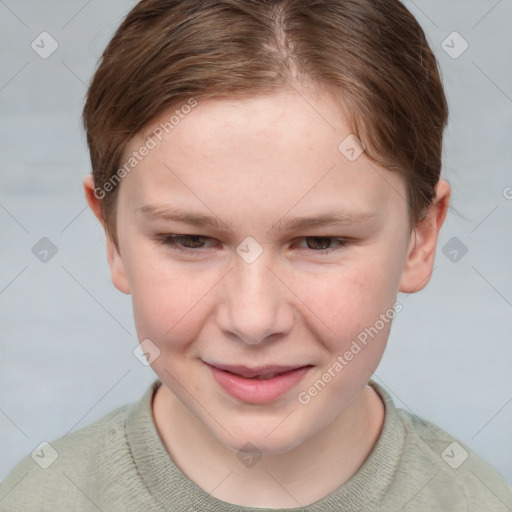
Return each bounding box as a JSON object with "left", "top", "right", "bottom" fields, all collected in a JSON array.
[{"left": 152, "top": 382, "right": 385, "bottom": 508}]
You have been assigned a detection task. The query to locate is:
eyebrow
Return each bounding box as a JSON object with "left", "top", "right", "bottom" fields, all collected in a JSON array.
[{"left": 136, "top": 205, "right": 379, "bottom": 233}]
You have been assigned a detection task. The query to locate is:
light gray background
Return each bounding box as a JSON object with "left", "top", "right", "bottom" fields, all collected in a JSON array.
[{"left": 1, "top": 0, "right": 511, "bottom": 487}]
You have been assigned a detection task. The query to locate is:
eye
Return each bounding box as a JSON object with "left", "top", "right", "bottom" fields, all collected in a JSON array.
[
  {"left": 155, "top": 234, "right": 348, "bottom": 256},
  {"left": 294, "top": 237, "right": 349, "bottom": 255},
  {"left": 155, "top": 234, "right": 217, "bottom": 254}
]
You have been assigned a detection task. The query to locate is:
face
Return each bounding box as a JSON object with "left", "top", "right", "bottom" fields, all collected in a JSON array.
[{"left": 99, "top": 88, "right": 418, "bottom": 455}]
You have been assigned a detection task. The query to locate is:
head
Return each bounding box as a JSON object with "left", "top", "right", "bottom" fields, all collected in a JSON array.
[{"left": 83, "top": 0, "right": 450, "bottom": 454}]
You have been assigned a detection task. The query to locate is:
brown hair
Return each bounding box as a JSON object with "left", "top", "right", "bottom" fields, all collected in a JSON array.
[{"left": 82, "top": 0, "right": 449, "bottom": 246}]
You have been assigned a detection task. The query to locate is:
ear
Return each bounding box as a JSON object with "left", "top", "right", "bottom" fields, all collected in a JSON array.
[
  {"left": 83, "top": 174, "right": 131, "bottom": 294},
  {"left": 399, "top": 179, "right": 451, "bottom": 293}
]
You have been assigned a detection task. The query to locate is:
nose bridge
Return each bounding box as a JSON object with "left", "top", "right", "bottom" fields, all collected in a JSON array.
[
  {"left": 232, "top": 246, "right": 277, "bottom": 312},
  {"left": 232, "top": 235, "right": 275, "bottom": 293},
  {"left": 220, "top": 244, "right": 292, "bottom": 344},
  {"left": 235, "top": 250, "right": 273, "bottom": 297}
]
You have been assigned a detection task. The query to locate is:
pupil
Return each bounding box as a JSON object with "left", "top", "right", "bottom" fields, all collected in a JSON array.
[
  {"left": 183, "top": 235, "right": 204, "bottom": 248},
  {"left": 308, "top": 237, "right": 330, "bottom": 250}
]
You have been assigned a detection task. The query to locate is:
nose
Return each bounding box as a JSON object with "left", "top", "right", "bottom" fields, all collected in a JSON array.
[{"left": 216, "top": 252, "right": 295, "bottom": 345}]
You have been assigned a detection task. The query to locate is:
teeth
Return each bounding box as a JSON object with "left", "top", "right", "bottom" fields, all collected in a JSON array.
[
  {"left": 241, "top": 372, "right": 278, "bottom": 379},
  {"left": 225, "top": 369, "right": 302, "bottom": 379}
]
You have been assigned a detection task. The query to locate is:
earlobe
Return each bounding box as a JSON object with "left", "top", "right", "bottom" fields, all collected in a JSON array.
[
  {"left": 83, "top": 174, "right": 131, "bottom": 295},
  {"left": 399, "top": 179, "right": 451, "bottom": 294},
  {"left": 105, "top": 238, "right": 131, "bottom": 295}
]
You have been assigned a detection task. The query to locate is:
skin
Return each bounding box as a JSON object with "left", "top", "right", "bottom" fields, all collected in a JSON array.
[{"left": 84, "top": 86, "right": 450, "bottom": 508}]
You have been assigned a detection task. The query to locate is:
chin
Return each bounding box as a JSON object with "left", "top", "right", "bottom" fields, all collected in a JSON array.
[{"left": 215, "top": 416, "right": 312, "bottom": 457}]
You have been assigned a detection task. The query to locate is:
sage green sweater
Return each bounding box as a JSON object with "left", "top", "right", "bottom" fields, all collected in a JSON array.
[{"left": 1, "top": 379, "right": 511, "bottom": 511}]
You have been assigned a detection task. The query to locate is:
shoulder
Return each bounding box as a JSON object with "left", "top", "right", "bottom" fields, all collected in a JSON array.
[
  {"left": 0, "top": 402, "right": 136, "bottom": 512},
  {"left": 386, "top": 406, "right": 512, "bottom": 511}
]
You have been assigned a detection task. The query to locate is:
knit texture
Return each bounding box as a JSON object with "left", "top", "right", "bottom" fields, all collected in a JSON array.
[{"left": 1, "top": 379, "right": 511, "bottom": 511}]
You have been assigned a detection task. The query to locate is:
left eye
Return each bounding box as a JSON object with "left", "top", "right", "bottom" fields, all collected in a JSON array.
[
  {"left": 156, "top": 234, "right": 215, "bottom": 253},
  {"left": 295, "top": 237, "right": 347, "bottom": 252},
  {"left": 155, "top": 235, "right": 348, "bottom": 255}
]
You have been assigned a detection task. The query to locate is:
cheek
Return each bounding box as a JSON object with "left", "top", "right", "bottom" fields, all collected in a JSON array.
[
  {"left": 124, "top": 244, "right": 212, "bottom": 345},
  {"left": 293, "top": 262, "right": 399, "bottom": 417},
  {"left": 297, "top": 252, "right": 401, "bottom": 345}
]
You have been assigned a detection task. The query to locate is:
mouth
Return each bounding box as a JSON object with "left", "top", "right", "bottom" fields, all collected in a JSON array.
[
  {"left": 204, "top": 361, "right": 314, "bottom": 404},
  {"left": 206, "top": 362, "right": 311, "bottom": 379}
]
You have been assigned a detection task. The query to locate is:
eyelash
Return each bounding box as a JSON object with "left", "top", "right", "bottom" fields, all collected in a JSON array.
[{"left": 155, "top": 234, "right": 349, "bottom": 256}]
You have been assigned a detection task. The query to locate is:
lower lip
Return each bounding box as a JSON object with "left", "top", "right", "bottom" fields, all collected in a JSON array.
[{"left": 206, "top": 364, "right": 312, "bottom": 404}]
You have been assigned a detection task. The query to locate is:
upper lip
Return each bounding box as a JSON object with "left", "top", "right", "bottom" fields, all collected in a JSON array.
[{"left": 205, "top": 362, "right": 311, "bottom": 378}]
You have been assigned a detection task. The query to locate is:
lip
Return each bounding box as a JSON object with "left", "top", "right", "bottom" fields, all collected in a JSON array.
[{"left": 204, "top": 362, "right": 313, "bottom": 404}]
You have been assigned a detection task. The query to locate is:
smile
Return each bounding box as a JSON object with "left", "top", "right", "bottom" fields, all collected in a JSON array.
[{"left": 204, "top": 362, "right": 313, "bottom": 404}]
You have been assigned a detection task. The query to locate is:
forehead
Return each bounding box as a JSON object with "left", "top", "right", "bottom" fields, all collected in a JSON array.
[{"left": 119, "top": 90, "right": 407, "bottom": 225}]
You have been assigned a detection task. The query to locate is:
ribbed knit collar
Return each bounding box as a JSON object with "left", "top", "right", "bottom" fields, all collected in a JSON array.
[{"left": 126, "top": 378, "right": 405, "bottom": 511}]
